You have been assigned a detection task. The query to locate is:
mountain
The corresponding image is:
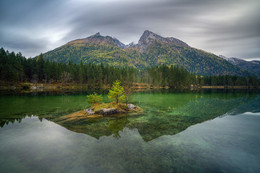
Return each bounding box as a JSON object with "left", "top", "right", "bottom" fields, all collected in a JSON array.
[
  {"left": 68, "top": 32, "right": 126, "bottom": 48},
  {"left": 219, "top": 55, "right": 260, "bottom": 76},
  {"left": 42, "top": 30, "right": 247, "bottom": 76},
  {"left": 136, "top": 30, "right": 189, "bottom": 52}
]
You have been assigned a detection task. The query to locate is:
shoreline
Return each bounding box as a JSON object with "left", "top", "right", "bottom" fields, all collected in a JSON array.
[{"left": 0, "top": 82, "right": 259, "bottom": 93}]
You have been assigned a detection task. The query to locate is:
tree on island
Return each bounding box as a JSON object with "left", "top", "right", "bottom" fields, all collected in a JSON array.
[
  {"left": 84, "top": 81, "right": 140, "bottom": 116},
  {"left": 108, "top": 80, "right": 125, "bottom": 104},
  {"left": 86, "top": 92, "right": 103, "bottom": 105}
]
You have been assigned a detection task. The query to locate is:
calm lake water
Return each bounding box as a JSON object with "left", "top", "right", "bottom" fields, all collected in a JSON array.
[{"left": 0, "top": 90, "right": 260, "bottom": 173}]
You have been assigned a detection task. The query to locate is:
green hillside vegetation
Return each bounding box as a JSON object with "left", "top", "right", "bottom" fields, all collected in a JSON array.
[
  {"left": 42, "top": 31, "right": 248, "bottom": 76},
  {"left": 44, "top": 43, "right": 140, "bottom": 68},
  {"left": 142, "top": 41, "right": 245, "bottom": 75},
  {"left": 0, "top": 48, "right": 136, "bottom": 88},
  {"left": 1, "top": 47, "right": 259, "bottom": 89}
]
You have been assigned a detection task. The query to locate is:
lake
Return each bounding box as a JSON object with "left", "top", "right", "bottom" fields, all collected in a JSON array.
[{"left": 0, "top": 90, "right": 260, "bottom": 173}]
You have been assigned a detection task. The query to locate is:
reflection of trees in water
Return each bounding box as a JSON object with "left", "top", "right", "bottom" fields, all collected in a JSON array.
[
  {"left": 108, "top": 117, "right": 130, "bottom": 138},
  {"left": 228, "top": 96, "right": 260, "bottom": 115},
  {"left": 0, "top": 118, "right": 22, "bottom": 127},
  {"left": 1, "top": 94, "right": 259, "bottom": 142},
  {"left": 53, "top": 95, "right": 259, "bottom": 141},
  {"left": 179, "top": 97, "right": 247, "bottom": 117}
]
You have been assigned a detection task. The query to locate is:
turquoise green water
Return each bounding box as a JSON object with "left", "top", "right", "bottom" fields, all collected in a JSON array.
[{"left": 0, "top": 90, "right": 260, "bottom": 173}]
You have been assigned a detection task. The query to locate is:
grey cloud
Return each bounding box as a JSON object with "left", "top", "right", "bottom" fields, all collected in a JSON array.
[
  {"left": 0, "top": 31, "right": 49, "bottom": 57},
  {"left": 0, "top": 0, "right": 259, "bottom": 60}
]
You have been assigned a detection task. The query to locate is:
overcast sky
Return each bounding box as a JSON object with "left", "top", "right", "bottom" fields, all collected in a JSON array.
[{"left": 0, "top": 0, "right": 259, "bottom": 60}]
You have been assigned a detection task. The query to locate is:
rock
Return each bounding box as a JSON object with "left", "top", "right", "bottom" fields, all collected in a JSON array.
[
  {"left": 84, "top": 108, "right": 94, "bottom": 115},
  {"left": 118, "top": 110, "right": 127, "bottom": 114},
  {"left": 94, "top": 108, "right": 126, "bottom": 115},
  {"left": 103, "top": 108, "right": 118, "bottom": 115},
  {"left": 94, "top": 109, "right": 104, "bottom": 115},
  {"left": 127, "top": 104, "right": 137, "bottom": 110}
]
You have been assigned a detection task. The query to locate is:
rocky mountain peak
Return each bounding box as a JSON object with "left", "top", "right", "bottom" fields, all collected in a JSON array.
[
  {"left": 138, "top": 30, "right": 162, "bottom": 45},
  {"left": 90, "top": 32, "right": 102, "bottom": 38},
  {"left": 137, "top": 30, "right": 189, "bottom": 52},
  {"left": 68, "top": 32, "right": 127, "bottom": 48}
]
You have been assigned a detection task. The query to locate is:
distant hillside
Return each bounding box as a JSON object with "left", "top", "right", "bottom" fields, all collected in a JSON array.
[
  {"left": 42, "top": 30, "right": 248, "bottom": 76},
  {"left": 219, "top": 55, "right": 260, "bottom": 76}
]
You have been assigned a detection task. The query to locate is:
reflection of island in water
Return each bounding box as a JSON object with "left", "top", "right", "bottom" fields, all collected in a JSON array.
[
  {"left": 49, "top": 94, "right": 260, "bottom": 141},
  {"left": 1, "top": 92, "right": 260, "bottom": 173},
  {"left": 1, "top": 92, "right": 259, "bottom": 141}
]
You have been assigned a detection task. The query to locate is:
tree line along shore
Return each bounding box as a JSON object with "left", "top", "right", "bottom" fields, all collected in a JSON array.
[{"left": 1, "top": 47, "right": 259, "bottom": 92}]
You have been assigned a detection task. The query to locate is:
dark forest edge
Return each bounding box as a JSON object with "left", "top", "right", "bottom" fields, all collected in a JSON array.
[{"left": 0, "top": 47, "right": 259, "bottom": 92}]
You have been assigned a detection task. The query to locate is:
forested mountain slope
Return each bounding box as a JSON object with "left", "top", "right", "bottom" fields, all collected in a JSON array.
[{"left": 42, "top": 30, "right": 247, "bottom": 76}]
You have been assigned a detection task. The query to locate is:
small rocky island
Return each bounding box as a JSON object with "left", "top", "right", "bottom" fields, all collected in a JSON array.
[
  {"left": 56, "top": 102, "right": 142, "bottom": 124},
  {"left": 55, "top": 80, "right": 143, "bottom": 123},
  {"left": 85, "top": 102, "right": 142, "bottom": 119}
]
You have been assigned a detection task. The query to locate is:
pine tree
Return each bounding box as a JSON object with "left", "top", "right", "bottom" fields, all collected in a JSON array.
[
  {"left": 86, "top": 93, "right": 103, "bottom": 105},
  {"left": 108, "top": 80, "right": 125, "bottom": 104}
]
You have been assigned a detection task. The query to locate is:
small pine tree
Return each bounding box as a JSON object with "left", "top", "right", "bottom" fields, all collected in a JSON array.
[
  {"left": 86, "top": 93, "right": 103, "bottom": 105},
  {"left": 108, "top": 80, "right": 125, "bottom": 104}
]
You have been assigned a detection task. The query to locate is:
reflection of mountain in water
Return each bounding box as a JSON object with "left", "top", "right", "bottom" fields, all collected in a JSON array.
[
  {"left": 50, "top": 95, "right": 260, "bottom": 141},
  {"left": 0, "top": 115, "right": 44, "bottom": 128},
  {"left": 1, "top": 113, "right": 259, "bottom": 173},
  {"left": 228, "top": 96, "right": 260, "bottom": 115}
]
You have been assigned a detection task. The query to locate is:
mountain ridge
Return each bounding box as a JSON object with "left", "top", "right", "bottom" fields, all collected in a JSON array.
[
  {"left": 138, "top": 30, "right": 189, "bottom": 50},
  {"left": 67, "top": 32, "right": 126, "bottom": 48},
  {"left": 219, "top": 55, "right": 260, "bottom": 76},
  {"left": 42, "top": 30, "right": 250, "bottom": 76}
]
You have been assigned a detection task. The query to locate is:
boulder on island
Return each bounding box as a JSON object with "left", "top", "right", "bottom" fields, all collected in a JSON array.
[
  {"left": 84, "top": 108, "right": 94, "bottom": 115},
  {"left": 95, "top": 108, "right": 127, "bottom": 115},
  {"left": 127, "top": 104, "right": 137, "bottom": 110}
]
